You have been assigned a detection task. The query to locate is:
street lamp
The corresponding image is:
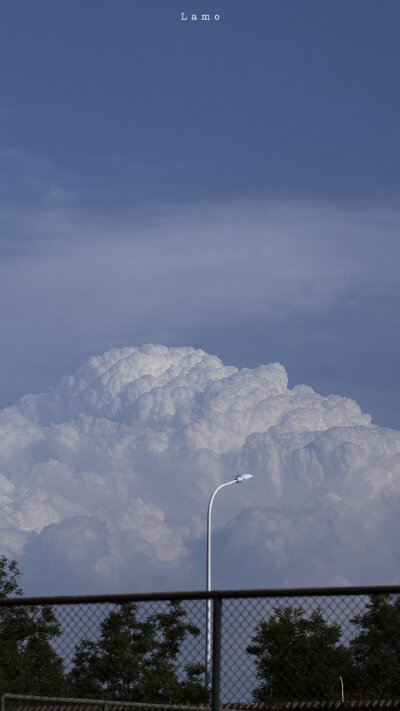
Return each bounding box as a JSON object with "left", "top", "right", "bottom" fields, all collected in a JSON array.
[{"left": 205, "top": 473, "right": 254, "bottom": 688}]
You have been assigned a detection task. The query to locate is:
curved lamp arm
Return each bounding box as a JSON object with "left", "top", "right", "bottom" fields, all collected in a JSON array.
[
  {"left": 206, "top": 473, "right": 254, "bottom": 591},
  {"left": 207, "top": 479, "right": 237, "bottom": 592}
]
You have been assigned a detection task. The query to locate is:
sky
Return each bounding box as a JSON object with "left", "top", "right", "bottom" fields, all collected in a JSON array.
[{"left": 0, "top": 0, "right": 400, "bottom": 595}]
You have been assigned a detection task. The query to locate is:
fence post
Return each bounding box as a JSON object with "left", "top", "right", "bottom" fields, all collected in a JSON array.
[{"left": 211, "top": 594, "right": 222, "bottom": 711}]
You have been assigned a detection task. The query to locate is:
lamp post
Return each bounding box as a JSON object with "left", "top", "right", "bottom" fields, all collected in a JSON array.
[{"left": 205, "top": 473, "right": 254, "bottom": 689}]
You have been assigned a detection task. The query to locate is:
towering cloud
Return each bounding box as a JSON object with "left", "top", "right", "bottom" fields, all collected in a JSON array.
[{"left": 0, "top": 345, "right": 398, "bottom": 594}]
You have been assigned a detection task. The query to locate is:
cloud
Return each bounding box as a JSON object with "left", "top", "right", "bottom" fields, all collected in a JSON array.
[{"left": 0, "top": 344, "right": 398, "bottom": 594}]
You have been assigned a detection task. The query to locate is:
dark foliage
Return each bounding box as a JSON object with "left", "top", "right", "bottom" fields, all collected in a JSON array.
[
  {"left": 247, "top": 605, "right": 353, "bottom": 704},
  {"left": 67, "top": 600, "right": 209, "bottom": 704},
  {"left": 349, "top": 594, "right": 400, "bottom": 697},
  {"left": 0, "top": 554, "right": 66, "bottom": 695}
]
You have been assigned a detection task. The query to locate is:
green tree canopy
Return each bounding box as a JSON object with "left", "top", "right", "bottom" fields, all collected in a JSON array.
[
  {"left": 350, "top": 594, "right": 400, "bottom": 697},
  {"left": 68, "top": 600, "right": 209, "bottom": 704},
  {"left": 0, "top": 555, "right": 22, "bottom": 597},
  {"left": 0, "top": 554, "right": 66, "bottom": 695},
  {"left": 247, "top": 605, "right": 353, "bottom": 704}
]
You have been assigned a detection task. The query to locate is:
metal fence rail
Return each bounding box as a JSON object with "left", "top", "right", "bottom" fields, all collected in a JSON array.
[
  {"left": 1, "top": 586, "right": 400, "bottom": 710},
  {"left": 0, "top": 694, "right": 216, "bottom": 711}
]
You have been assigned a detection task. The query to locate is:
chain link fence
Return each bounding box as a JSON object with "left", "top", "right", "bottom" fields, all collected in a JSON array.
[{"left": 1, "top": 587, "right": 400, "bottom": 709}]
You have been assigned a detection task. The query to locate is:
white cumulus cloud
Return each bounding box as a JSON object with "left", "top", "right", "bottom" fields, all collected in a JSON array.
[{"left": 0, "top": 344, "right": 398, "bottom": 594}]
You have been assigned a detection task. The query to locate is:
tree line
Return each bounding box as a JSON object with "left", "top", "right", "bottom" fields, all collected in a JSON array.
[
  {"left": 246, "top": 595, "right": 400, "bottom": 703},
  {"left": 1, "top": 554, "right": 400, "bottom": 703},
  {"left": 0, "top": 555, "right": 208, "bottom": 703}
]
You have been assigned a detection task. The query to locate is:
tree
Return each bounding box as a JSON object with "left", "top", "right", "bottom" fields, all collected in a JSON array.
[
  {"left": 0, "top": 554, "right": 66, "bottom": 695},
  {"left": 21, "top": 605, "right": 66, "bottom": 695},
  {"left": 135, "top": 601, "right": 208, "bottom": 704},
  {"left": 0, "top": 555, "right": 23, "bottom": 597},
  {"left": 247, "top": 605, "right": 353, "bottom": 704},
  {"left": 349, "top": 594, "right": 400, "bottom": 697},
  {"left": 68, "top": 601, "right": 209, "bottom": 704}
]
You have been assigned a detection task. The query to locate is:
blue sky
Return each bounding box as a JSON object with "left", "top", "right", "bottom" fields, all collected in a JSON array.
[{"left": 1, "top": 0, "right": 400, "bottom": 428}]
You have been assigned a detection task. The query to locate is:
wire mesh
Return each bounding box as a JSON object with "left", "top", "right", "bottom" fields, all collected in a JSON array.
[
  {"left": 0, "top": 597, "right": 208, "bottom": 704},
  {"left": 1, "top": 588, "right": 400, "bottom": 707},
  {"left": 221, "top": 591, "right": 400, "bottom": 704}
]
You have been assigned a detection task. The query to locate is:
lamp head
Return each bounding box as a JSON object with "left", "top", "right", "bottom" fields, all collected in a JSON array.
[{"left": 235, "top": 473, "right": 254, "bottom": 483}]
